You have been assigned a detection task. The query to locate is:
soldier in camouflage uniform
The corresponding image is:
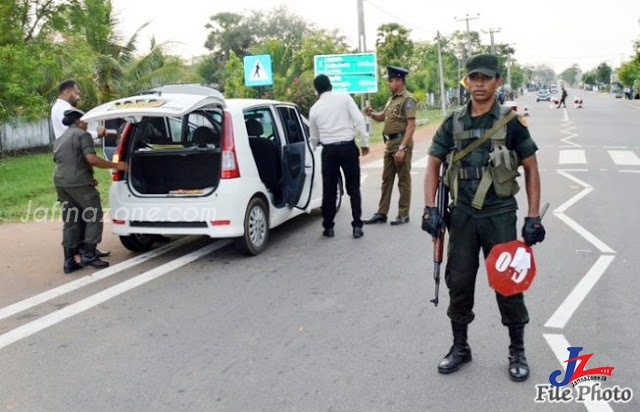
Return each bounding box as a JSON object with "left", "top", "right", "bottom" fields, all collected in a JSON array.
[{"left": 422, "top": 54, "right": 546, "bottom": 382}]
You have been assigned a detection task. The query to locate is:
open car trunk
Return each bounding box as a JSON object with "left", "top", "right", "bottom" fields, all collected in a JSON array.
[{"left": 129, "top": 146, "right": 221, "bottom": 195}]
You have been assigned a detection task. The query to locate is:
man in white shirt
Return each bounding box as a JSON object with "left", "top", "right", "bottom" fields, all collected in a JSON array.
[
  {"left": 51, "top": 79, "right": 105, "bottom": 140},
  {"left": 309, "top": 74, "right": 370, "bottom": 238},
  {"left": 51, "top": 79, "right": 110, "bottom": 258}
]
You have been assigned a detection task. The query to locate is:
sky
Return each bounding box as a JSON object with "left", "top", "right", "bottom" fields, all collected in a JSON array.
[{"left": 109, "top": 0, "right": 640, "bottom": 73}]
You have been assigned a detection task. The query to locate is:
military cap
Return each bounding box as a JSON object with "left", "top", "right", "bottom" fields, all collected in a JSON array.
[
  {"left": 386, "top": 66, "right": 409, "bottom": 79},
  {"left": 63, "top": 108, "right": 85, "bottom": 118},
  {"left": 465, "top": 53, "right": 499, "bottom": 77},
  {"left": 62, "top": 108, "right": 85, "bottom": 126}
]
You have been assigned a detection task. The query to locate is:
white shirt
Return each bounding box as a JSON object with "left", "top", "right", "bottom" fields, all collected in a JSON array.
[
  {"left": 309, "top": 91, "right": 369, "bottom": 150},
  {"left": 50, "top": 98, "right": 99, "bottom": 140}
]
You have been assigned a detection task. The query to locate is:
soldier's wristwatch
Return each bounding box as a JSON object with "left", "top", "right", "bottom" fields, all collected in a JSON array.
[{"left": 398, "top": 145, "right": 407, "bottom": 151}]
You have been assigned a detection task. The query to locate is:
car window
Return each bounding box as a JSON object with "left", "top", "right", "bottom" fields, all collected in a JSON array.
[
  {"left": 276, "top": 106, "right": 305, "bottom": 144},
  {"left": 184, "top": 110, "right": 222, "bottom": 147},
  {"left": 244, "top": 108, "right": 277, "bottom": 139}
]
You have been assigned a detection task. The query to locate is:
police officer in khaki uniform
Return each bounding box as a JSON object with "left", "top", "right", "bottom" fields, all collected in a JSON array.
[
  {"left": 363, "top": 66, "right": 417, "bottom": 225},
  {"left": 422, "top": 53, "right": 546, "bottom": 381},
  {"left": 53, "top": 108, "right": 127, "bottom": 274}
]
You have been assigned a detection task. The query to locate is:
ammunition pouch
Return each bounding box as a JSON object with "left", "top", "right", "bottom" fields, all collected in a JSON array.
[{"left": 488, "top": 145, "right": 520, "bottom": 198}]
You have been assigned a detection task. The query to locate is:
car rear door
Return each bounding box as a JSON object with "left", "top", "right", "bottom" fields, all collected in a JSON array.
[{"left": 275, "top": 104, "right": 314, "bottom": 210}]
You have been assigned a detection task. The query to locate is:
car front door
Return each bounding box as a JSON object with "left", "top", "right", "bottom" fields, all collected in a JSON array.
[{"left": 275, "top": 105, "right": 314, "bottom": 209}]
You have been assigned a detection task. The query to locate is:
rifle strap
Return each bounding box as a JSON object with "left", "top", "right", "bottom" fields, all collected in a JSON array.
[{"left": 451, "top": 110, "right": 516, "bottom": 164}]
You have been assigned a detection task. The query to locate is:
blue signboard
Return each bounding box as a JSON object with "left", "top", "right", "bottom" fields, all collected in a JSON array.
[
  {"left": 314, "top": 53, "right": 378, "bottom": 94},
  {"left": 244, "top": 55, "right": 273, "bottom": 87}
]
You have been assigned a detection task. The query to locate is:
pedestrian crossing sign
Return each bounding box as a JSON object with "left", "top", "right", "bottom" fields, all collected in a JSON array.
[{"left": 244, "top": 54, "right": 273, "bottom": 87}]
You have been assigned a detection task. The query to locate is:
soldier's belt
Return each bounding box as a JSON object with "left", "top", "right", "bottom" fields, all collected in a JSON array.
[
  {"left": 383, "top": 132, "right": 404, "bottom": 142},
  {"left": 458, "top": 166, "right": 487, "bottom": 180}
]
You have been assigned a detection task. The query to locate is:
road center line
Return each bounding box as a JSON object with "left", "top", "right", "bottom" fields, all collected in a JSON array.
[
  {"left": 0, "top": 239, "right": 230, "bottom": 350},
  {"left": 0, "top": 236, "right": 196, "bottom": 321}
]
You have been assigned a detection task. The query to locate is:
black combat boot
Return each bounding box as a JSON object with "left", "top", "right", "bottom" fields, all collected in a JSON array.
[
  {"left": 81, "top": 244, "right": 110, "bottom": 269},
  {"left": 438, "top": 321, "right": 472, "bottom": 374},
  {"left": 508, "top": 324, "right": 529, "bottom": 382},
  {"left": 63, "top": 247, "right": 84, "bottom": 274},
  {"left": 78, "top": 243, "right": 110, "bottom": 258}
]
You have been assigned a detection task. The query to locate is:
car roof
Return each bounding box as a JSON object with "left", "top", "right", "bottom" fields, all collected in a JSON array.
[{"left": 224, "top": 98, "right": 293, "bottom": 111}]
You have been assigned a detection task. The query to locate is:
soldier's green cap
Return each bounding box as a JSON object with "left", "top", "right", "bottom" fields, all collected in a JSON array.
[{"left": 465, "top": 53, "right": 499, "bottom": 77}]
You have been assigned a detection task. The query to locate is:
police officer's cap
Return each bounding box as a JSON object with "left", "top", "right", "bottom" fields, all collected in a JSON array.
[
  {"left": 386, "top": 66, "right": 409, "bottom": 80},
  {"left": 62, "top": 108, "right": 85, "bottom": 126},
  {"left": 465, "top": 53, "right": 499, "bottom": 78}
]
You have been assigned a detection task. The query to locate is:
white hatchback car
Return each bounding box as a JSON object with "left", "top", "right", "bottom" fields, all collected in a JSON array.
[{"left": 83, "top": 85, "right": 341, "bottom": 255}]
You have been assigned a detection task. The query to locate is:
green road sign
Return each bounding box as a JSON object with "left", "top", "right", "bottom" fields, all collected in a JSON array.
[{"left": 314, "top": 53, "right": 378, "bottom": 94}]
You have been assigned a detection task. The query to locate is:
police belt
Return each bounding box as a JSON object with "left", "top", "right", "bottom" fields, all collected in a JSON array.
[
  {"left": 383, "top": 132, "right": 404, "bottom": 143},
  {"left": 458, "top": 166, "right": 487, "bottom": 180}
]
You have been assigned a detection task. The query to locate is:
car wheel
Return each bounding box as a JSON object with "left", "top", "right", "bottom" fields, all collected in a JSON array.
[
  {"left": 234, "top": 197, "right": 269, "bottom": 256},
  {"left": 335, "top": 173, "right": 343, "bottom": 212},
  {"left": 119, "top": 234, "right": 156, "bottom": 252}
]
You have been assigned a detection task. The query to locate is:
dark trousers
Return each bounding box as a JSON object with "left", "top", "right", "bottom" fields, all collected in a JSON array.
[
  {"left": 444, "top": 207, "right": 529, "bottom": 326},
  {"left": 321, "top": 141, "right": 362, "bottom": 229},
  {"left": 56, "top": 185, "right": 104, "bottom": 248}
]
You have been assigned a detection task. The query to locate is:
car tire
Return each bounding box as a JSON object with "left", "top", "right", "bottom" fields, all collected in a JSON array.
[
  {"left": 335, "top": 173, "right": 343, "bottom": 212},
  {"left": 234, "top": 197, "right": 269, "bottom": 256},
  {"left": 119, "top": 234, "right": 156, "bottom": 252}
]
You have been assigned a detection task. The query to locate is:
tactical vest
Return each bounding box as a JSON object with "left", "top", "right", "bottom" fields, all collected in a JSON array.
[{"left": 443, "top": 106, "right": 520, "bottom": 210}]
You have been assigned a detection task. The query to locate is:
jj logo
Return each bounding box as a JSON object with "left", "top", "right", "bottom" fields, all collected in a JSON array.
[{"left": 549, "top": 347, "right": 615, "bottom": 387}]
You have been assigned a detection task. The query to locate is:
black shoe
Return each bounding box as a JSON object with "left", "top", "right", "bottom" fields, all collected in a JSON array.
[
  {"left": 353, "top": 226, "right": 364, "bottom": 238},
  {"left": 95, "top": 248, "right": 110, "bottom": 257},
  {"left": 63, "top": 258, "right": 84, "bottom": 274},
  {"left": 509, "top": 351, "right": 530, "bottom": 382},
  {"left": 78, "top": 247, "right": 110, "bottom": 257},
  {"left": 81, "top": 255, "right": 110, "bottom": 268},
  {"left": 438, "top": 344, "right": 472, "bottom": 374},
  {"left": 363, "top": 213, "right": 387, "bottom": 224},
  {"left": 322, "top": 228, "right": 335, "bottom": 238},
  {"left": 390, "top": 216, "right": 410, "bottom": 225}
]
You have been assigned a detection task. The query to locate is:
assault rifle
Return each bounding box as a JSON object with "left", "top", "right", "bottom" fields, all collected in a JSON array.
[{"left": 431, "top": 165, "right": 449, "bottom": 307}]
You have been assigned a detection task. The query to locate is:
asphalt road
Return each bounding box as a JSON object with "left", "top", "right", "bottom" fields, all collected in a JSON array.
[{"left": 1, "top": 92, "right": 639, "bottom": 412}]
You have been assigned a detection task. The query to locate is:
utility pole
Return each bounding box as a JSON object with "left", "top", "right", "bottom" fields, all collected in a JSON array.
[
  {"left": 357, "top": 0, "right": 371, "bottom": 133},
  {"left": 436, "top": 31, "right": 447, "bottom": 116},
  {"left": 454, "top": 13, "right": 480, "bottom": 59},
  {"left": 454, "top": 13, "right": 479, "bottom": 104},
  {"left": 482, "top": 27, "right": 501, "bottom": 54}
]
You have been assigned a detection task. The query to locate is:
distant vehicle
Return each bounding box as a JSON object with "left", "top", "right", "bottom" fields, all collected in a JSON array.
[
  {"left": 536, "top": 89, "right": 551, "bottom": 102},
  {"left": 82, "top": 85, "right": 338, "bottom": 255}
]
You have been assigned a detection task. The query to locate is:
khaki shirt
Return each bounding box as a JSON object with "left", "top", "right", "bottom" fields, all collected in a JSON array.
[
  {"left": 53, "top": 125, "right": 96, "bottom": 188},
  {"left": 383, "top": 89, "right": 417, "bottom": 135}
]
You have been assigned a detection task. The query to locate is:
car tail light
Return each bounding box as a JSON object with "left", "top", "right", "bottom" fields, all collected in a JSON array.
[
  {"left": 112, "top": 123, "right": 132, "bottom": 182},
  {"left": 220, "top": 111, "right": 240, "bottom": 179}
]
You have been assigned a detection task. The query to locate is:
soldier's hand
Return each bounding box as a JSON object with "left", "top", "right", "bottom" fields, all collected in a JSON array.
[
  {"left": 422, "top": 206, "right": 444, "bottom": 236},
  {"left": 522, "top": 216, "right": 546, "bottom": 245}
]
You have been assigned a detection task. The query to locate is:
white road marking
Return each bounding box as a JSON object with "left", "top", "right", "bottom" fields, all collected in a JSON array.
[
  {"left": 0, "top": 240, "right": 230, "bottom": 350},
  {"left": 555, "top": 172, "right": 615, "bottom": 254},
  {"left": 559, "top": 150, "right": 586, "bottom": 164},
  {"left": 0, "top": 236, "right": 197, "bottom": 321},
  {"left": 608, "top": 150, "right": 640, "bottom": 166},
  {"left": 361, "top": 158, "right": 384, "bottom": 169},
  {"left": 543, "top": 334, "right": 615, "bottom": 412},
  {"left": 544, "top": 255, "right": 615, "bottom": 329}
]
